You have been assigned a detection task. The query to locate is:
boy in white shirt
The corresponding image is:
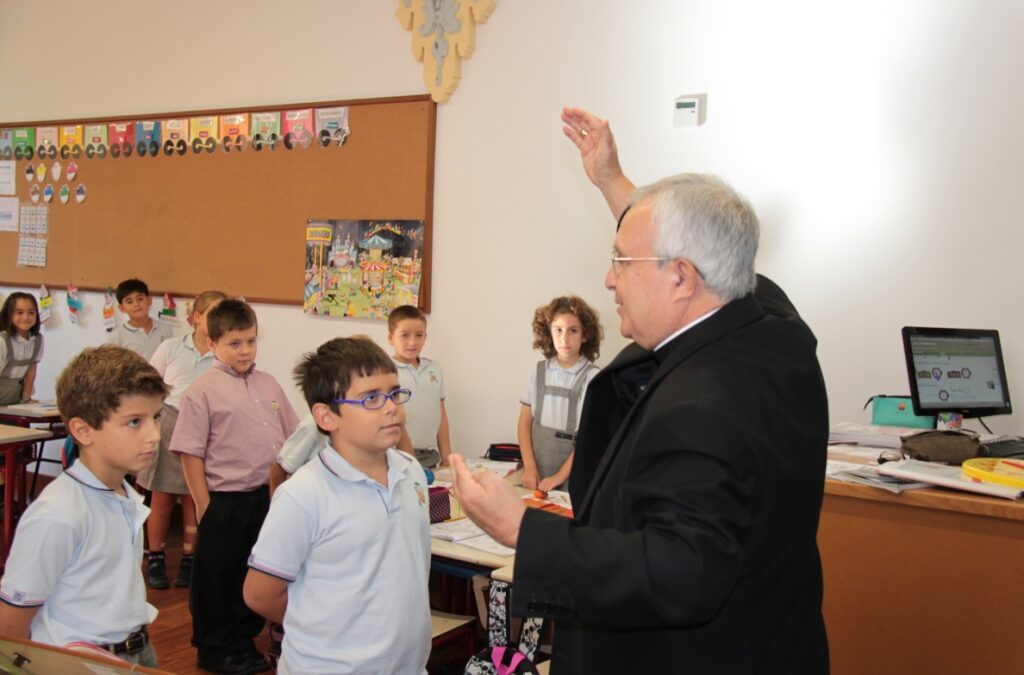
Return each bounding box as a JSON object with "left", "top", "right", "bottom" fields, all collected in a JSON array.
[
  {"left": 0, "top": 345, "right": 169, "bottom": 668},
  {"left": 388, "top": 305, "right": 453, "bottom": 468},
  {"left": 107, "top": 278, "right": 175, "bottom": 360},
  {"left": 244, "top": 336, "right": 431, "bottom": 674}
]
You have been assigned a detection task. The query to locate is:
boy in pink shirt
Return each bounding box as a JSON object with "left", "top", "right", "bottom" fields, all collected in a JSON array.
[{"left": 171, "top": 299, "right": 299, "bottom": 674}]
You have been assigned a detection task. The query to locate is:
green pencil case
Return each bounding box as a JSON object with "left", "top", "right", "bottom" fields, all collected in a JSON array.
[{"left": 864, "top": 395, "right": 935, "bottom": 429}]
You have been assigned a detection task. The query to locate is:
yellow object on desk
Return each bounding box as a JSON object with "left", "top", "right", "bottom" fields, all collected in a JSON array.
[{"left": 962, "top": 457, "right": 1024, "bottom": 489}]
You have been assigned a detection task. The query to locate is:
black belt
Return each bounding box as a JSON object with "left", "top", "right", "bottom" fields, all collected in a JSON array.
[
  {"left": 554, "top": 431, "right": 576, "bottom": 441},
  {"left": 101, "top": 626, "right": 148, "bottom": 655}
]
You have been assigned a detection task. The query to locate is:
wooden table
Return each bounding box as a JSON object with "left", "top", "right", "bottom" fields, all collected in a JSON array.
[
  {"left": 0, "top": 424, "right": 52, "bottom": 566},
  {"left": 0, "top": 403, "right": 67, "bottom": 500},
  {"left": 820, "top": 478, "right": 1024, "bottom": 675}
]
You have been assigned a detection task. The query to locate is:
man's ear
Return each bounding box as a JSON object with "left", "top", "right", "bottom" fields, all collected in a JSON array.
[
  {"left": 670, "top": 258, "right": 702, "bottom": 300},
  {"left": 311, "top": 402, "right": 340, "bottom": 432},
  {"left": 67, "top": 417, "right": 95, "bottom": 447}
]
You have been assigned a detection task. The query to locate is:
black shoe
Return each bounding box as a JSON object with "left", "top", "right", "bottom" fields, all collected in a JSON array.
[
  {"left": 174, "top": 553, "right": 193, "bottom": 588},
  {"left": 196, "top": 651, "right": 258, "bottom": 674},
  {"left": 145, "top": 551, "right": 170, "bottom": 590}
]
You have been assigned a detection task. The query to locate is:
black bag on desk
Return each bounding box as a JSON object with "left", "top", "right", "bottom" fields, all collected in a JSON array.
[
  {"left": 900, "top": 429, "right": 980, "bottom": 465},
  {"left": 484, "top": 443, "right": 522, "bottom": 463}
]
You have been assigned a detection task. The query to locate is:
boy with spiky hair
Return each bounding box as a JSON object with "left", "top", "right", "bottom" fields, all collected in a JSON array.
[{"left": 245, "top": 337, "right": 431, "bottom": 674}]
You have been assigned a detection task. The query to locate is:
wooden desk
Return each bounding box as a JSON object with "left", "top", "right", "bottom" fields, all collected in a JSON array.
[
  {"left": 0, "top": 424, "right": 52, "bottom": 567},
  {"left": 820, "top": 478, "right": 1024, "bottom": 675},
  {"left": 0, "top": 402, "right": 63, "bottom": 427},
  {"left": 0, "top": 636, "right": 170, "bottom": 674}
]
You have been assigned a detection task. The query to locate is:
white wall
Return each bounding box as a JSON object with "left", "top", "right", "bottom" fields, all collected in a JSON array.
[{"left": 4, "top": 0, "right": 1024, "bottom": 476}]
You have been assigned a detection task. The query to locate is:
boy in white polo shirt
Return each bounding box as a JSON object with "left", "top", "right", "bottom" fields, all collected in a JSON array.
[
  {"left": 107, "top": 278, "right": 175, "bottom": 360},
  {"left": 244, "top": 336, "right": 432, "bottom": 674},
  {"left": 388, "top": 305, "right": 452, "bottom": 468},
  {"left": 0, "top": 345, "right": 169, "bottom": 668}
]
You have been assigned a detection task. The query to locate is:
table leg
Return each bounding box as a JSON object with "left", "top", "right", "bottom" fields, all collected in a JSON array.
[{"left": 3, "top": 446, "right": 16, "bottom": 567}]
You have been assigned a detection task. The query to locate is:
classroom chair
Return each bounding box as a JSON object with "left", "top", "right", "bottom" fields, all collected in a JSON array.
[{"left": 429, "top": 610, "right": 477, "bottom": 671}]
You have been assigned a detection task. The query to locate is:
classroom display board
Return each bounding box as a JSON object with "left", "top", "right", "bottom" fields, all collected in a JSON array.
[{"left": 0, "top": 95, "right": 436, "bottom": 309}]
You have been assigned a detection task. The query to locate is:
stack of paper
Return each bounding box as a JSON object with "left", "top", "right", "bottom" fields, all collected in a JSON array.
[
  {"left": 829, "top": 421, "right": 926, "bottom": 449},
  {"left": 430, "top": 519, "right": 515, "bottom": 556},
  {"left": 877, "top": 459, "right": 1023, "bottom": 500}
]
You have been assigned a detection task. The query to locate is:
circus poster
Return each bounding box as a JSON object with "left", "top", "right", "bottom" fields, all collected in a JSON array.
[{"left": 304, "top": 218, "right": 425, "bottom": 319}]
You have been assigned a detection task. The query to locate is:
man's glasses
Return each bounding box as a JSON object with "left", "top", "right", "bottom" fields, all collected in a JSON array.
[
  {"left": 610, "top": 250, "right": 672, "bottom": 273},
  {"left": 334, "top": 388, "right": 413, "bottom": 410}
]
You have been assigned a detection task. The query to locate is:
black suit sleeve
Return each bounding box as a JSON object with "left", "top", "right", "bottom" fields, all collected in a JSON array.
[{"left": 512, "top": 400, "right": 757, "bottom": 629}]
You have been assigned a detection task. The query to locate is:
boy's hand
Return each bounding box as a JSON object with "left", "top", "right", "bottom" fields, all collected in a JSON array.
[
  {"left": 538, "top": 475, "right": 563, "bottom": 492},
  {"left": 450, "top": 454, "right": 525, "bottom": 548},
  {"left": 195, "top": 498, "right": 210, "bottom": 523}
]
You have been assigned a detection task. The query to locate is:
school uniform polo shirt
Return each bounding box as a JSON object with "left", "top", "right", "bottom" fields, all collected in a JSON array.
[
  {"left": 0, "top": 332, "right": 44, "bottom": 379},
  {"left": 0, "top": 463, "right": 156, "bottom": 647},
  {"left": 393, "top": 356, "right": 445, "bottom": 450},
  {"left": 170, "top": 360, "right": 300, "bottom": 492},
  {"left": 276, "top": 414, "right": 327, "bottom": 475},
  {"left": 149, "top": 333, "right": 216, "bottom": 408},
  {"left": 520, "top": 357, "right": 599, "bottom": 431},
  {"left": 249, "top": 446, "right": 432, "bottom": 675},
  {"left": 107, "top": 320, "right": 176, "bottom": 361}
]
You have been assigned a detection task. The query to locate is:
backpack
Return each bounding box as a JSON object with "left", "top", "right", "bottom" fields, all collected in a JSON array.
[{"left": 464, "top": 580, "right": 544, "bottom": 675}]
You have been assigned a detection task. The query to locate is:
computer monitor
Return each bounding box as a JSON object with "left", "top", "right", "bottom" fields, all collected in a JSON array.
[{"left": 902, "top": 326, "right": 1012, "bottom": 418}]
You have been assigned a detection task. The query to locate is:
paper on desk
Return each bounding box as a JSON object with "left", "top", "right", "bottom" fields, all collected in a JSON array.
[
  {"left": 464, "top": 458, "right": 519, "bottom": 479},
  {"left": 431, "top": 518, "right": 485, "bottom": 542},
  {"left": 877, "top": 459, "right": 1023, "bottom": 500},
  {"left": 826, "top": 460, "right": 865, "bottom": 476},
  {"left": 457, "top": 534, "right": 515, "bottom": 557}
]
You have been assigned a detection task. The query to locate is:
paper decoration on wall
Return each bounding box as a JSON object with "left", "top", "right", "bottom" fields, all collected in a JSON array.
[
  {"left": 75, "top": 184, "right": 87, "bottom": 203},
  {"left": 220, "top": 113, "right": 249, "bottom": 153},
  {"left": 103, "top": 288, "right": 116, "bottom": 332},
  {"left": 43, "top": 184, "right": 54, "bottom": 203},
  {"left": 162, "top": 119, "right": 188, "bottom": 156},
  {"left": 38, "top": 285, "right": 52, "bottom": 323},
  {"left": 84, "top": 124, "right": 108, "bottom": 159},
  {"left": 315, "top": 107, "right": 350, "bottom": 147},
  {"left": 66, "top": 162, "right": 78, "bottom": 181},
  {"left": 0, "top": 198, "right": 16, "bottom": 232},
  {"left": 282, "top": 109, "right": 313, "bottom": 149},
  {"left": 58, "top": 125, "right": 83, "bottom": 159},
  {"left": 395, "top": 0, "right": 495, "bottom": 103},
  {"left": 35, "top": 127, "right": 57, "bottom": 159},
  {"left": 135, "top": 120, "right": 161, "bottom": 157},
  {"left": 109, "top": 122, "right": 134, "bottom": 158},
  {"left": 251, "top": 112, "right": 280, "bottom": 151},
  {"left": 159, "top": 293, "right": 177, "bottom": 323},
  {"left": 189, "top": 116, "right": 218, "bottom": 154},
  {"left": 51, "top": 162, "right": 61, "bottom": 181},
  {"left": 24, "top": 164, "right": 34, "bottom": 183},
  {"left": 59, "top": 185, "right": 70, "bottom": 204},
  {"left": 67, "top": 284, "right": 82, "bottom": 324},
  {"left": 19, "top": 204, "right": 47, "bottom": 234},
  {"left": 29, "top": 185, "right": 40, "bottom": 203},
  {"left": 13, "top": 128, "right": 36, "bottom": 161},
  {"left": 304, "top": 218, "right": 424, "bottom": 319},
  {"left": 35, "top": 163, "right": 45, "bottom": 182},
  {"left": 0, "top": 129, "right": 11, "bottom": 160},
  {"left": 17, "top": 235, "right": 46, "bottom": 267}
]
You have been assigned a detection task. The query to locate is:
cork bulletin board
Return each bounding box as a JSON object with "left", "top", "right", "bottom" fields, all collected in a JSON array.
[{"left": 0, "top": 94, "right": 436, "bottom": 308}]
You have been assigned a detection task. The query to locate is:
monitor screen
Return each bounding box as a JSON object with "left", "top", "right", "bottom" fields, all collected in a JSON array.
[{"left": 902, "top": 327, "right": 1012, "bottom": 418}]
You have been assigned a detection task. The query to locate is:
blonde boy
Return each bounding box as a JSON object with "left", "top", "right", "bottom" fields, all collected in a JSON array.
[
  {"left": 245, "top": 337, "right": 431, "bottom": 674},
  {"left": 0, "top": 345, "right": 169, "bottom": 668},
  {"left": 387, "top": 305, "right": 452, "bottom": 467}
]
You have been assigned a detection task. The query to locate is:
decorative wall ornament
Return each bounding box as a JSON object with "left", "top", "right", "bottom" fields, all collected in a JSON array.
[{"left": 396, "top": 0, "right": 496, "bottom": 103}]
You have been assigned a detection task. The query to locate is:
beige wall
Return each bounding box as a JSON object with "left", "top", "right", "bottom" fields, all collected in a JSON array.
[{"left": 4, "top": 1, "right": 1024, "bottom": 472}]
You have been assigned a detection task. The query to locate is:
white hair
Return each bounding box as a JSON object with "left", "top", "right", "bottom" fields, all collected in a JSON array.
[{"left": 628, "top": 173, "right": 759, "bottom": 301}]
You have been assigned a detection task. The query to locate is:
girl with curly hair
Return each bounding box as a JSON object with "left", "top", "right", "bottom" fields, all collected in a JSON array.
[{"left": 518, "top": 295, "right": 603, "bottom": 491}]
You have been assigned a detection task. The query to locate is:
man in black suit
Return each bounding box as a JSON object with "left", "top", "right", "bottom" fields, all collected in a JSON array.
[{"left": 451, "top": 110, "right": 829, "bottom": 674}]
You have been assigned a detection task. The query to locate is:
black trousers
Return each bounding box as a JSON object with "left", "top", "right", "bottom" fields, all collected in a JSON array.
[{"left": 190, "top": 487, "right": 269, "bottom": 657}]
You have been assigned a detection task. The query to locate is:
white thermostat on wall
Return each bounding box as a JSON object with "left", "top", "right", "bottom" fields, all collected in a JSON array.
[{"left": 674, "top": 94, "right": 707, "bottom": 128}]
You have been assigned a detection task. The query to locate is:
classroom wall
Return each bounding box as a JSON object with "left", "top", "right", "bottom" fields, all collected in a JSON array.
[{"left": 4, "top": 0, "right": 1024, "bottom": 475}]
